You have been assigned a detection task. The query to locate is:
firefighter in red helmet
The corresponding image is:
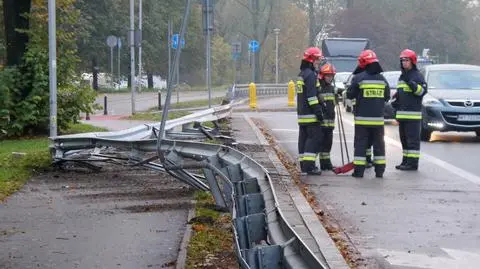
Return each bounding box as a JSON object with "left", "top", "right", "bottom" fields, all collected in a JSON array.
[
  {"left": 347, "top": 50, "right": 390, "bottom": 178},
  {"left": 297, "top": 47, "right": 325, "bottom": 175},
  {"left": 391, "top": 49, "right": 427, "bottom": 170},
  {"left": 317, "top": 63, "right": 337, "bottom": 170}
]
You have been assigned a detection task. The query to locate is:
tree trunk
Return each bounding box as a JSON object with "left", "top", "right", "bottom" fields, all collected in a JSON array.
[
  {"left": 346, "top": 0, "right": 353, "bottom": 8},
  {"left": 3, "top": 0, "right": 31, "bottom": 66},
  {"left": 147, "top": 73, "right": 153, "bottom": 88},
  {"left": 308, "top": 0, "right": 316, "bottom": 46},
  {"left": 92, "top": 58, "right": 99, "bottom": 90}
]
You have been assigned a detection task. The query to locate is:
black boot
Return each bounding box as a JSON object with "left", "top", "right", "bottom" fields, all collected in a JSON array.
[
  {"left": 398, "top": 158, "right": 418, "bottom": 171},
  {"left": 307, "top": 168, "right": 322, "bottom": 175},
  {"left": 321, "top": 160, "right": 334, "bottom": 171},
  {"left": 375, "top": 168, "right": 385, "bottom": 178},
  {"left": 395, "top": 157, "right": 407, "bottom": 170},
  {"left": 351, "top": 167, "right": 364, "bottom": 178}
]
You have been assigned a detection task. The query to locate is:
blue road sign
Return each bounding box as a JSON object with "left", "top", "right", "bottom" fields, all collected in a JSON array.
[
  {"left": 248, "top": 40, "right": 259, "bottom": 53},
  {"left": 172, "top": 34, "right": 185, "bottom": 49}
]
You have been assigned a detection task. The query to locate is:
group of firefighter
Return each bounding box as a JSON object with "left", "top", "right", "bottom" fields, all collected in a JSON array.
[{"left": 297, "top": 47, "right": 427, "bottom": 178}]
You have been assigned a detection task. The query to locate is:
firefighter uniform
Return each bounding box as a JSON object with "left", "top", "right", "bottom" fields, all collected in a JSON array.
[
  {"left": 317, "top": 78, "right": 336, "bottom": 170},
  {"left": 297, "top": 67, "right": 324, "bottom": 174},
  {"left": 346, "top": 50, "right": 390, "bottom": 178},
  {"left": 393, "top": 50, "right": 427, "bottom": 170}
]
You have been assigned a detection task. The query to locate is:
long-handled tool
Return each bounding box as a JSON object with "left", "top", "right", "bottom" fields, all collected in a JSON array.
[{"left": 333, "top": 99, "right": 354, "bottom": 174}]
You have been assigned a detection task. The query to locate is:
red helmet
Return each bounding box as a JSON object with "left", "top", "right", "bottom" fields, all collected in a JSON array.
[
  {"left": 358, "top": 49, "right": 378, "bottom": 69},
  {"left": 303, "top": 47, "right": 323, "bottom": 63},
  {"left": 319, "top": 63, "right": 336, "bottom": 79},
  {"left": 400, "top": 49, "right": 417, "bottom": 65}
]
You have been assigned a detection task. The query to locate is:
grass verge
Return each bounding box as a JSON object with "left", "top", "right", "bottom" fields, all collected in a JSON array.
[
  {"left": 127, "top": 110, "right": 192, "bottom": 121},
  {"left": 186, "top": 191, "right": 236, "bottom": 269},
  {"left": 0, "top": 123, "right": 108, "bottom": 201}
]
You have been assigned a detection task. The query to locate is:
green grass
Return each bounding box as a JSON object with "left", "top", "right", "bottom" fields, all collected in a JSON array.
[
  {"left": 186, "top": 191, "right": 234, "bottom": 268},
  {"left": 127, "top": 110, "right": 192, "bottom": 121},
  {"left": 60, "top": 123, "right": 109, "bottom": 135},
  {"left": 0, "top": 123, "right": 109, "bottom": 201},
  {"left": 169, "top": 97, "right": 225, "bottom": 110}
]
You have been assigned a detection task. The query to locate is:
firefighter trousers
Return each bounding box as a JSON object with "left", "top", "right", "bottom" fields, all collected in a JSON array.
[
  {"left": 399, "top": 120, "right": 421, "bottom": 166},
  {"left": 353, "top": 125, "right": 386, "bottom": 176},
  {"left": 298, "top": 124, "right": 323, "bottom": 172},
  {"left": 319, "top": 127, "right": 334, "bottom": 170}
]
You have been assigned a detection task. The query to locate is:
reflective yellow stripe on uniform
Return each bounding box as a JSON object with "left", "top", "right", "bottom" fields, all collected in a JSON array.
[
  {"left": 414, "top": 84, "right": 425, "bottom": 96},
  {"left": 397, "top": 81, "right": 412, "bottom": 92},
  {"left": 405, "top": 150, "right": 420, "bottom": 158},
  {"left": 303, "top": 152, "right": 317, "bottom": 161},
  {"left": 353, "top": 156, "right": 367, "bottom": 165},
  {"left": 298, "top": 114, "right": 319, "bottom": 123},
  {"left": 354, "top": 116, "right": 384, "bottom": 126},
  {"left": 319, "top": 152, "right": 330, "bottom": 160},
  {"left": 395, "top": 110, "right": 422, "bottom": 120},
  {"left": 319, "top": 93, "right": 335, "bottom": 101},
  {"left": 373, "top": 155, "right": 386, "bottom": 164},
  {"left": 296, "top": 78, "right": 304, "bottom": 93},
  {"left": 308, "top": 96, "right": 319, "bottom": 105},
  {"left": 321, "top": 119, "right": 335, "bottom": 127},
  {"left": 360, "top": 80, "right": 386, "bottom": 98}
]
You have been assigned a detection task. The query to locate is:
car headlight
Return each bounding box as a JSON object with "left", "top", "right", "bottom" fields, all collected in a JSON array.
[{"left": 422, "top": 95, "right": 442, "bottom": 106}]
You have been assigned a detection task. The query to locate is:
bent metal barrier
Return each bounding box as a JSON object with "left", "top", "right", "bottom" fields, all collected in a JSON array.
[{"left": 51, "top": 100, "right": 329, "bottom": 269}]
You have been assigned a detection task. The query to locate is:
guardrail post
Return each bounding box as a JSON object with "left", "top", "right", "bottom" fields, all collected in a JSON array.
[
  {"left": 288, "top": 80, "right": 295, "bottom": 107},
  {"left": 103, "top": 95, "right": 108, "bottom": 115},
  {"left": 249, "top": 82, "right": 257, "bottom": 110}
]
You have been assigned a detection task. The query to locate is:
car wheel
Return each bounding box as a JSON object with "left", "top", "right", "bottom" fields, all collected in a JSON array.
[
  {"left": 476, "top": 130, "right": 480, "bottom": 137},
  {"left": 420, "top": 127, "right": 432, "bottom": 142}
]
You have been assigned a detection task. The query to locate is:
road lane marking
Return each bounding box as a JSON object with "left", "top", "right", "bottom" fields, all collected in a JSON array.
[
  {"left": 341, "top": 118, "right": 480, "bottom": 186},
  {"left": 377, "top": 248, "right": 480, "bottom": 269}
]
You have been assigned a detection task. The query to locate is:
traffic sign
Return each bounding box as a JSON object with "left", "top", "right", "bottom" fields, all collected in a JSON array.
[
  {"left": 232, "top": 42, "right": 241, "bottom": 60},
  {"left": 106, "top": 35, "right": 118, "bottom": 48},
  {"left": 248, "top": 40, "right": 259, "bottom": 53},
  {"left": 172, "top": 34, "right": 185, "bottom": 49}
]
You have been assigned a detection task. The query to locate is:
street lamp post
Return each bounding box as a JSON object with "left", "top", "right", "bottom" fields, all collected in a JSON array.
[
  {"left": 48, "top": 0, "right": 57, "bottom": 137},
  {"left": 273, "top": 28, "right": 280, "bottom": 84}
]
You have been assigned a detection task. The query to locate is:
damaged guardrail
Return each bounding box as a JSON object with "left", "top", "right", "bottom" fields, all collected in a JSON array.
[{"left": 51, "top": 100, "right": 329, "bottom": 269}]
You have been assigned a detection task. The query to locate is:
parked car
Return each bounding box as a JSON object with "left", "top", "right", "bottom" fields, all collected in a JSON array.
[
  {"left": 334, "top": 72, "right": 351, "bottom": 102},
  {"left": 419, "top": 64, "right": 480, "bottom": 141},
  {"left": 382, "top": 71, "right": 401, "bottom": 119},
  {"left": 342, "top": 73, "right": 355, "bottom": 112}
]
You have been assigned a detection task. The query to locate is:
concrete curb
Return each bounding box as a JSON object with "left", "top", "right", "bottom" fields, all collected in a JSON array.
[
  {"left": 243, "top": 114, "right": 350, "bottom": 269},
  {"left": 175, "top": 201, "right": 196, "bottom": 269}
]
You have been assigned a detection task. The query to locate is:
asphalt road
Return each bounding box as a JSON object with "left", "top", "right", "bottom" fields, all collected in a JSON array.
[
  {"left": 240, "top": 96, "right": 480, "bottom": 269},
  {"left": 95, "top": 90, "right": 227, "bottom": 116}
]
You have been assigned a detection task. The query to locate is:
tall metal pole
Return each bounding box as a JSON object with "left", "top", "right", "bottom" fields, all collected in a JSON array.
[
  {"left": 110, "top": 46, "right": 114, "bottom": 86},
  {"left": 157, "top": 0, "right": 192, "bottom": 161},
  {"left": 168, "top": 20, "right": 172, "bottom": 91},
  {"left": 48, "top": 0, "right": 57, "bottom": 137},
  {"left": 138, "top": 0, "right": 143, "bottom": 93},
  {"left": 273, "top": 28, "right": 280, "bottom": 84},
  {"left": 206, "top": 0, "right": 212, "bottom": 108},
  {"left": 117, "top": 39, "right": 121, "bottom": 83},
  {"left": 176, "top": 43, "right": 180, "bottom": 104},
  {"left": 130, "top": 0, "right": 136, "bottom": 115}
]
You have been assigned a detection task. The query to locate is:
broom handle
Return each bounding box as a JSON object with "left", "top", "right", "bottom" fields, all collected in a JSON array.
[
  {"left": 336, "top": 102, "right": 345, "bottom": 165},
  {"left": 338, "top": 100, "right": 350, "bottom": 163}
]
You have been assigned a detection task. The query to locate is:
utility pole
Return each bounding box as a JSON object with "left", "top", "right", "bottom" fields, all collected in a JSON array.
[
  {"left": 138, "top": 0, "right": 143, "bottom": 93},
  {"left": 273, "top": 28, "right": 280, "bottom": 84},
  {"left": 48, "top": 0, "right": 57, "bottom": 137},
  {"left": 203, "top": 0, "right": 214, "bottom": 108},
  {"left": 117, "top": 39, "right": 121, "bottom": 83},
  {"left": 168, "top": 19, "right": 172, "bottom": 92},
  {"left": 130, "top": 0, "right": 136, "bottom": 115}
]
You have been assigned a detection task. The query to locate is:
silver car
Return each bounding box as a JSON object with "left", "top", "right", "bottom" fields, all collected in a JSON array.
[{"left": 420, "top": 64, "right": 480, "bottom": 141}]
